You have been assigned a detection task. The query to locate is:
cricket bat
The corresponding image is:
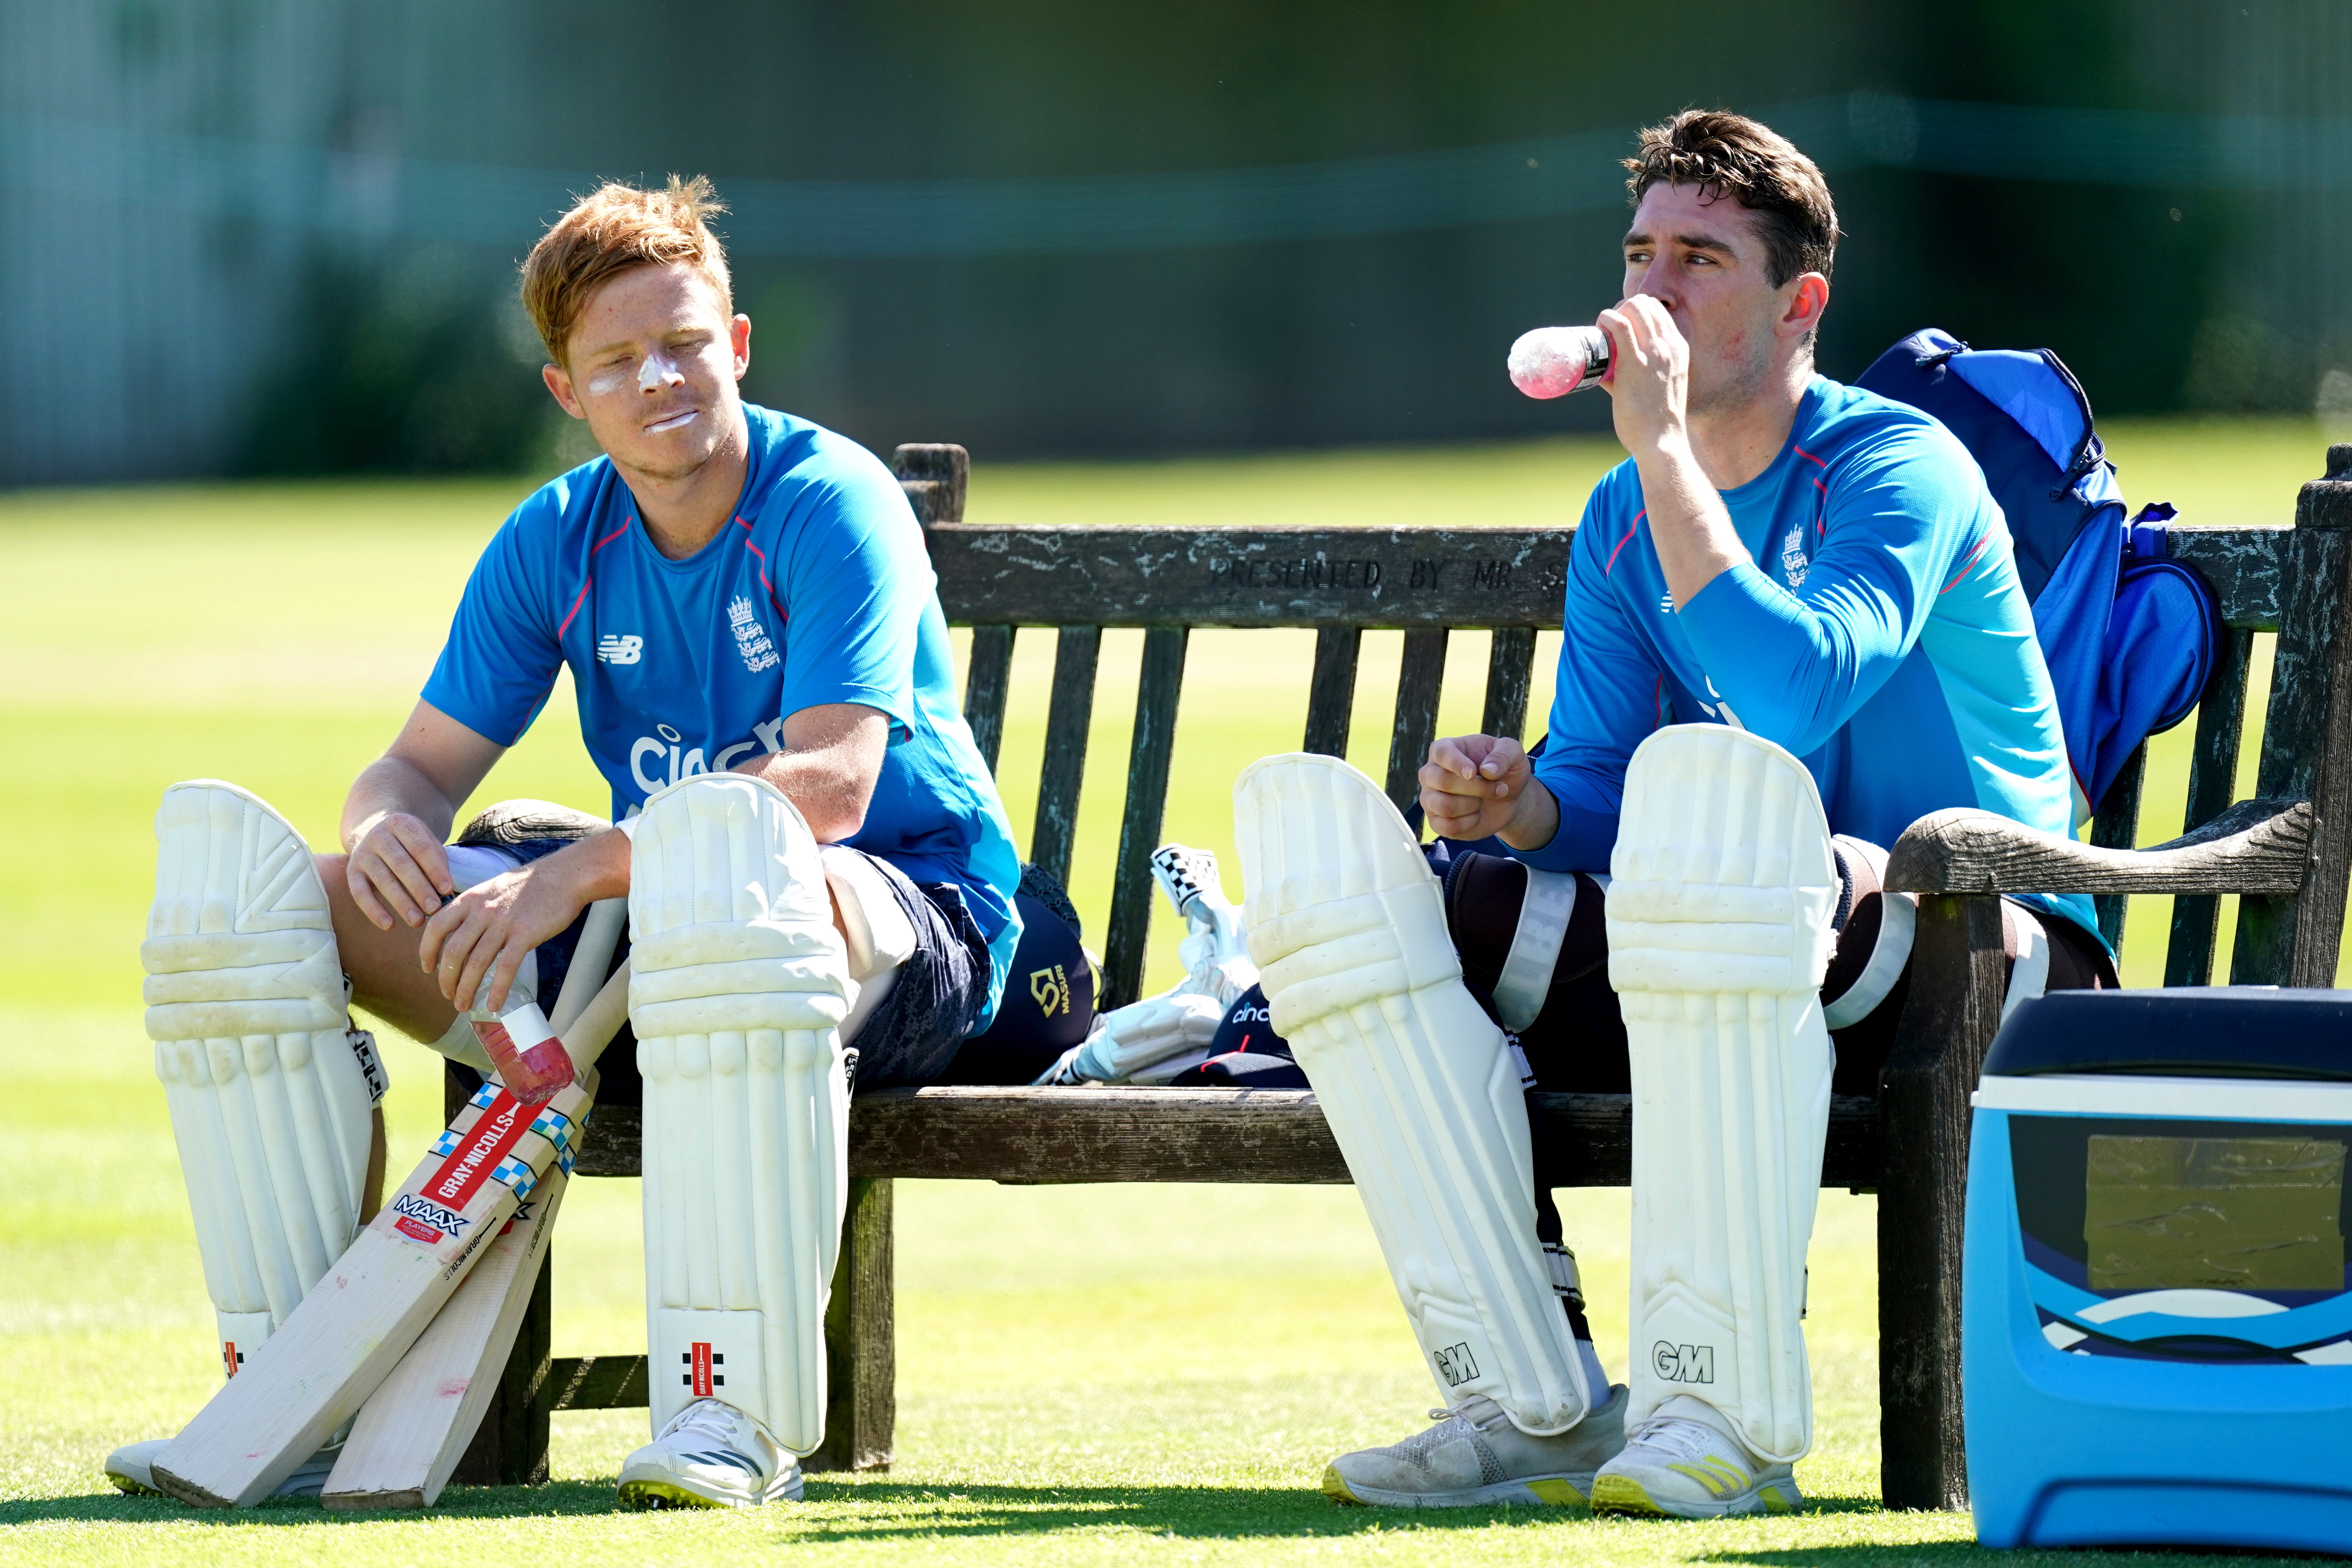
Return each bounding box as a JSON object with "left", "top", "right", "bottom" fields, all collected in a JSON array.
[
  {"left": 150, "top": 962, "right": 632, "bottom": 1508},
  {"left": 318, "top": 898, "right": 627, "bottom": 1510},
  {"left": 317, "top": 1164, "right": 570, "bottom": 1508}
]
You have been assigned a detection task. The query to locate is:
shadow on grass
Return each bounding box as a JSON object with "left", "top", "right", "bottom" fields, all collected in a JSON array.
[
  {"left": 0, "top": 1480, "right": 632, "bottom": 1526},
  {"left": 1704, "top": 1543, "right": 2328, "bottom": 1567},
  {"left": 2, "top": 1479, "right": 1908, "bottom": 1541},
  {"left": 0, "top": 1479, "right": 1856, "bottom": 1536}
]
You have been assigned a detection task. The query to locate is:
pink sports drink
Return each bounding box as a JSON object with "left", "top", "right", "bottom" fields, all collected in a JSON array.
[
  {"left": 470, "top": 1000, "right": 577, "bottom": 1106},
  {"left": 1507, "top": 324, "right": 1612, "bottom": 398}
]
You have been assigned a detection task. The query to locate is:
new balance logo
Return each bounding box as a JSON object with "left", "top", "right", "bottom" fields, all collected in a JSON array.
[
  {"left": 1433, "top": 1342, "right": 1480, "bottom": 1387},
  {"left": 597, "top": 634, "right": 644, "bottom": 665},
  {"left": 1652, "top": 1340, "right": 1716, "bottom": 1384}
]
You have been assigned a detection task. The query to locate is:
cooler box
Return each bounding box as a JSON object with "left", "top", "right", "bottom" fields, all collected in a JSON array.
[{"left": 1965, "top": 988, "right": 2352, "bottom": 1552}]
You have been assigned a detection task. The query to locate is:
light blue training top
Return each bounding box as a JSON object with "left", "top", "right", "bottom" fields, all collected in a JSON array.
[
  {"left": 422, "top": 403, "right": 1024, "bottom": 1024},
  {"left": 1516, "top": 375, "right": 2098, "bottom": 943}
]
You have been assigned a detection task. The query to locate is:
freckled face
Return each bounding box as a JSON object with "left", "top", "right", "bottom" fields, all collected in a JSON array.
[
  {"left": 1620, "top": 183, "right": 1789, "bottom": 413},
  {"left": 549, "top": 263, "right": 749, "bottom": 482}
]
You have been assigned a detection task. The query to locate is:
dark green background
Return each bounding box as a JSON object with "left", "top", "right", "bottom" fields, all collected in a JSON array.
[{"left": 3, "top": 0, "right": 2340, "bottom": 480}]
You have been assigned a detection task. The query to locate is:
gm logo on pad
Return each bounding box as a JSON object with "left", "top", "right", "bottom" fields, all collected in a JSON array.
[
  {"left": 597, "top": 634, "right": 644, "bottom": 665},
  {"left": 1653, "top": 1340, "right": 1716, "bottom": 1384},
  {"left": 1433, "top": 1342, "right": 1480, "bottom": 1387}
]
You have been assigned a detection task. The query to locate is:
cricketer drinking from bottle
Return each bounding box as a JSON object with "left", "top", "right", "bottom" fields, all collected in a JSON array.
[
  {"left": 115, "top": 176, "right": 1024, "bottom": 1509},
  {"left": 1233, "top": 110, "right": 2117, "bottom": 1517}
]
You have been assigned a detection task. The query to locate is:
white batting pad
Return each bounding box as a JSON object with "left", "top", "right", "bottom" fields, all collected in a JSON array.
[
  {"left": 1607, "top": 725, "right": 1837, "bottom": 1463},
  {"left": 632, "top": 774, "right": 852, "bottom": 1454},
  {"left": 144, "top": 781, "right": 387, "bottom": 1368},
  {"left": 1234, "top": 754, "right": 1591, "bottom": 1435}
]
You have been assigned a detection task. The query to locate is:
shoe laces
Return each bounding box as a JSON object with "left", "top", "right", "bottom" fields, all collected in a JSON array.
[
  {"left": 1425, "top": 1399, "right": 1506, "bottom": 1433},
  {"left": 661, "top": 1398, "right": 749, "bottom": 1451},
  {"left": 1623, "top": 1413, "right": 1729, "bottom": 1464}
]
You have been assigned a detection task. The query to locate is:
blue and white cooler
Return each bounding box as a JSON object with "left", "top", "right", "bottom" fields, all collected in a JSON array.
[{"left": 1965, "top": 988, "right": 2352, "bottom": 1551}]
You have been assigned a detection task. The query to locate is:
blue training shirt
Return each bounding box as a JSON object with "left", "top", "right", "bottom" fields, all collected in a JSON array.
[
  {"left": 1520, "top": 375, "right": 2097, "bottom": 942},
  {"left": 422, "top": 403, "right": 1025, "bottom": 1024}
]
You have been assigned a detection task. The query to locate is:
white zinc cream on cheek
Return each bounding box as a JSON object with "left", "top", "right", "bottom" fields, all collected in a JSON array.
[{"left": 581, "top": 349, "right": 681, "bottom": 398}]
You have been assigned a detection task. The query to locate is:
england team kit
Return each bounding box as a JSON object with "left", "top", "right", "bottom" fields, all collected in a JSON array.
[
  {"left": 422, "top": 403, "right": 1024, "bottom": 1028},
  {"left": 1521, "top": 374, "right": 2097, "bottom": 944}
]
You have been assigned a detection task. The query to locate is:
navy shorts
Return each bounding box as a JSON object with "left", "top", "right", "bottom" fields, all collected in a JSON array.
[{"left": 490, "top": 837, "right": 991, "bottom": 1103}]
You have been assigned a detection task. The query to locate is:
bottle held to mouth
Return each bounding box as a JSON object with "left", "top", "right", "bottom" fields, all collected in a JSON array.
[
  {"left": 470, "top": 999, "right": 578, "bottom": 1106},
  {"left": 1507, "top": 324, "right": 1612, "bottom": 398}
]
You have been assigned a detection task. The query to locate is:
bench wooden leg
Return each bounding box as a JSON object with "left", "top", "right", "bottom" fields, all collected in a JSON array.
[
  {"left": 449, "top": 1247, "right": 555, "bottom": 1486},
  {"left": 1876, "top": 891, "right": 2003, "bottom": 1511},
  {"left": 808, "top": 1176, "right": 895, "bottom": 1472}
]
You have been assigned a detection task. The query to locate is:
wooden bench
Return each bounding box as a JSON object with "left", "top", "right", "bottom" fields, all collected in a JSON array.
[{"left": 447, "top": 440, "right": 2352, "bottom": 1512}]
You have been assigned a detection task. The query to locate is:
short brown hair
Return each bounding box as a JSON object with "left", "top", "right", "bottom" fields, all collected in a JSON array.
[
  {"left": 520, "top": 175, "right": 733, "bottom": 363},
  {"left": 1624, "top": 111, "right": 1838, "bottom": 287}
]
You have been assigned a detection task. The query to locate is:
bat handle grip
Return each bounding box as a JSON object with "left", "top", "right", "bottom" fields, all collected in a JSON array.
[
  {"left": 561, "top": 960, "right": 633, "bottom": 1074},
  {"left": 549, "top": 897, "right": 628, "bottom": 1034}
]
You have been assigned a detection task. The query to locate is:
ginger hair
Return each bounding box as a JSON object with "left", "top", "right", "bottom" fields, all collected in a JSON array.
[{"left": 521, "top": 175, "right": 733, "bottom": 364}]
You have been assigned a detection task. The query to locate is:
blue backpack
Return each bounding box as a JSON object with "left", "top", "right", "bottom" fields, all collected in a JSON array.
[{"left": 1856, "top": 329, "right": 2219, "bottom": 822}]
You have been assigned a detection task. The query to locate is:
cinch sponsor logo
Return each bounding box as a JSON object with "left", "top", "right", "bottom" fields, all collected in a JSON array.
[
  {"left": 597, "top": 634, "right": 644, "bottom": 665},
  {"left": 628, "top": 716, "right": 787, "bottom": 794},
  {"left": 425, "top": 1092, "right": 531, "bottom": 1210},
  {"left": 1227, "top": 1002, "right": 1272, "bottom": 1025},
  {"left": 1653, "top": 1340, "right": 1716, "bottom": 1384}
]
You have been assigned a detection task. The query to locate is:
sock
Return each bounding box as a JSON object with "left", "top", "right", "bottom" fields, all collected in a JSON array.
[{"left": 1576, "top": 1338, "right": 1609, "bottom": 1396}]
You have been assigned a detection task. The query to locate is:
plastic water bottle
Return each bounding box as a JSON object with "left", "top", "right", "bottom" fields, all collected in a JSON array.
[
  {"left": 1508, "top": 325, "right": 1612, "bottom": 398},
  {"left": 470, "top": 1000, "right": 577, "bottom": 1106}
]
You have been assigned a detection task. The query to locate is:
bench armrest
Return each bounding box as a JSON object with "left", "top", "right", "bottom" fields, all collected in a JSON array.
[{"left": 1884, "top": 797, "right": 2312, "bottom": 896}]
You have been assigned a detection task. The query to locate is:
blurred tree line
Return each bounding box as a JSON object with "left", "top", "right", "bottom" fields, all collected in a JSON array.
[{"left": 3, "top": 0, "right": 2341, "bottom": 482}]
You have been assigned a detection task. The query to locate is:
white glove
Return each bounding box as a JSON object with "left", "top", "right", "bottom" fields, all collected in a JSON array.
[
  {"left": 1030, "top": 843, "right": 1260, "bottom": 1086},
  {"left": 1036, "top": 991, "right": 1227, "bottom": 1085}
]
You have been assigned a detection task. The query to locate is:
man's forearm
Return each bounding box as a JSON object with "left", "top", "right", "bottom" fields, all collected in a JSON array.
[
  {"left": 1636, "top": 436, "right": 1748, "bottom": 609},
  {"left": 534, "top": 827, "right": 632, "bottom": 906},
  {"left": 730, "top": 751, "right": 872, "bottom": 843},
  {"left": 341, "top": 755, "right": 465, "bottom": 851}
]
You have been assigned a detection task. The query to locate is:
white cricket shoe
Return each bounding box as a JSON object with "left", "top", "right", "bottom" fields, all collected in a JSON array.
[
  {"left": 105, "top": 1437, "right": 338, "bottom": 1500},
  {"left": 617, "top": 1398, "right": 802, "bottom": 1509},
  {"left": 1323, "top": 1385, "right": 1629, "bottom": 1508},
  {"left": 1588, "top": 1395, "right": 1802, "bottom": 1517}
]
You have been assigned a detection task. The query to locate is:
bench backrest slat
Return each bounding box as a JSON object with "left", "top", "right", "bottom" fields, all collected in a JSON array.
[
  {"left": 1385, "top": 628, "right": 1451, "bottom": 815},
  {"left": 2164, "top": 624, "right": 2258, "bottom": 985},
  {"left": 1031, "top": 625, "right": 1104, "bottom": 889},
  {"left": 1482, "top": 625, "right": 1539, "bottom": 743},
  {"left": 1304, "top": 626, "right": 1362, "bottom": 757},
  {"left": 962, "top": 623, "right": 1015, "bottom": 774},
  {"left": 1102, "top": 626, "right": 1191, "bottom": 1008},
  {"left": 2087, "top": 744, "right": 2149, "bottom": 948}
]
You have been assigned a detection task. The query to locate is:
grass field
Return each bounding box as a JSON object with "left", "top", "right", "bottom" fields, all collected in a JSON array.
[{"left": 0, "top": 416, "right": 2335, "bottom": 1564}]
